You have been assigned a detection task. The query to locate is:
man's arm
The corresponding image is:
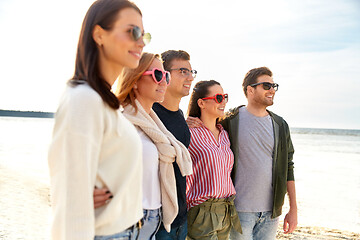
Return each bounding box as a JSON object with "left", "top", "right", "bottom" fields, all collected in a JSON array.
[{"left": 283, "top": 180, "right": 297, "bottom": 233}]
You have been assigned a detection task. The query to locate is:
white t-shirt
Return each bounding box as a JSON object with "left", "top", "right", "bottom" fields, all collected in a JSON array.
[{"left": 137, "top": 128, "right": 162, "bottom": 209}]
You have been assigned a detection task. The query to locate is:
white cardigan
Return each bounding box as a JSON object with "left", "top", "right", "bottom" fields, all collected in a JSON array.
[{"left": 48, "top": 83, "right": 143, "bottom": 239}]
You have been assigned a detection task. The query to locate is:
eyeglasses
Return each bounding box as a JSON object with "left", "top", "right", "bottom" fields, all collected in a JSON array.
[
  {"left": 142, "top": 68, "right": 171, "bottom": 85},
  {"left": 169, "top": 68, "right": 197, "bottom": 78},
  {"left": 202, "top": 94, "right": 228, "bottom": 104},
  {"left": 129, "top": 25, "right": 151, "bottom": 45},
  {"left": 250, "top": 82, "right": 279, "bottom": 91}
]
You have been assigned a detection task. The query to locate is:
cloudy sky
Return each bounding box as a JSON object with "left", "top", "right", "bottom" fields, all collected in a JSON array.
[{"left": 0, "top": 0, "right": 359, "bottom": 129}]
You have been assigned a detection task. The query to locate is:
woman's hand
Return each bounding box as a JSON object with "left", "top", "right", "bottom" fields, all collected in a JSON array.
[{"left": 93, "top": 187, "right": 113, "bottom": 209}]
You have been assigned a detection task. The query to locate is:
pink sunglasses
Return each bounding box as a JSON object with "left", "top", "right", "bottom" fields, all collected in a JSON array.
[{"left": 142, "top": 68, "right": 171, "bottom": 85}]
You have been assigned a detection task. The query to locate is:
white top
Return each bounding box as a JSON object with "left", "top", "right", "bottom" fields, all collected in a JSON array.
[
  {"left": 137, "top": 128, "right": 162, "bottom": 209},
  {"left": 48, "top": 83, "right": 143, "bottom": 240}
]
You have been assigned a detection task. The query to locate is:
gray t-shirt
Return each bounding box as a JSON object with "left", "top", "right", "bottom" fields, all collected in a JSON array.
[{"left": 234, "top": 107, "right": 274, "bottom": 212}]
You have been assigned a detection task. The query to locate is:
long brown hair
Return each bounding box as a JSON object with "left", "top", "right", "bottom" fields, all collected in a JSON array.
[
  {"left": 187, "top": 80, "right": 221, "bottom": 118},
  {"left": 71, "top": 0, "right": 142, "bottom": 110},
  {"left": 116, "top": 52, "right": 160, "bottom": 111}
]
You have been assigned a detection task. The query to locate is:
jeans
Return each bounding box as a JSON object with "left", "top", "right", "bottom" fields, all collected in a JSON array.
[
  {"left": 155, "top": 219, "right": 187, "bottom": 240},
  {"left": 230, "top": 212, "right": 279, "bottom": 240},
  {"left": 94, "top": 224, "right": 139, "bottom": 240},
  {"left": 138, "top": 208, "right": 162, "bottom": 240}
]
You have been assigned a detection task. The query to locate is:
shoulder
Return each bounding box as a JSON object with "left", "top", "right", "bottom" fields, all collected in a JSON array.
[
  {"left": 64, "top": 83, "right": 103, "bottom": 107},
  {"left": 57, "top": 83, "right": 106, "bottom": 121},
  {"left": 268, "top": 110, "right": 289, "bottom": 129},
  {"left": 219, "top": 105, "right": 244, "bottom": 123}
]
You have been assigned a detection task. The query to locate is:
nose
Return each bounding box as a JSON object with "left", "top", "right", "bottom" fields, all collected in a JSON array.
[
  {"left": 159, "top": 77, "right": 167, "bottom": 86},
  {"left": 136, "top": 37, "right": 145, "bottom": 48},
  {"left": 187, "top": 73, "right": 194, "bottom": 82}
]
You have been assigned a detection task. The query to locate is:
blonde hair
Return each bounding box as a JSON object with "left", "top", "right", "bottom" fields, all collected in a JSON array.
[{"left": 116, "top": 52, "right": 160, "bottom": 111}]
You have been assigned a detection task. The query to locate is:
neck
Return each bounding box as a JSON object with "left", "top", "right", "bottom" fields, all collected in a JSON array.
[
  {"left": 160, "top": 92, "right": 182, "bottom": 111},
  {"left": 98, "top": 56, "right": 123, "bottom": 86},
  {"left": 246, "top": 101, "right": 268, "bottom": 117},
  {"left": 200, "top": 113, "right": 218, "bottom": 132},
  {"left": 136, "top": 97, "right": 153, "bottom": 114}
]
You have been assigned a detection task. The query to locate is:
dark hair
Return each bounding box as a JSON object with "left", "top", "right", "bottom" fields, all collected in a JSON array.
[
  {"left": 242, "top": 67, "right": 272, "bottom": 97},
  {"left": 71, "top": 0, "right": 142, "bottom": 110},
  {"left": 161, "top": 50, "right": 190, "bottom": 71},
  {"left": 187, "top": 80, "right": 221, "bottom": 118}
]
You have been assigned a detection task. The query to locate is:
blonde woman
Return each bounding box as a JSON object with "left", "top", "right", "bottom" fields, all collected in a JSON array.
[{"left": 116, "top": 53, "right": 193, "bottom": 239}]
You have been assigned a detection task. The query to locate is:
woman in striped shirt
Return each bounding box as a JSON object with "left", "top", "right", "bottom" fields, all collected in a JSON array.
[{"left": 186, "top": 80, "right": 242, "bottom": 240}]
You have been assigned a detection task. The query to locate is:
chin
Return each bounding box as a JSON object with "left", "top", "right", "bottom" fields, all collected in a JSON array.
[{"left": 126, "top": 60, "right": 140, "bottom": 69}]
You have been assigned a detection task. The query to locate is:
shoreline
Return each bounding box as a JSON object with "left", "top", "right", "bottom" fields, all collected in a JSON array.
[{"left": 277, "top": 224, "right": 360, "bottom": 240}]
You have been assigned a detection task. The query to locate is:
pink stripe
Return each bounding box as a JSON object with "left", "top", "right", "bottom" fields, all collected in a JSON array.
[{"left": 187, "top": 126, "right": 236, "bottom": 209}]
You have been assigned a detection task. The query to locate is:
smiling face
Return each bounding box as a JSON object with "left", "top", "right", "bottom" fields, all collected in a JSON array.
[
  {"left": 250, "top": 74, "right": 276, "bottom": 107},
  {"left": 200, "top": 84, "right": 227, "bottom": 119},
  {"left": 167, "top": 59, "right": 195, "bottom": 98},
  {"left": 97, "top": 8, "right": 145, "bottom": 71},
  {"left": 135, "top": 58, "right": 167, "bottom": 107}
]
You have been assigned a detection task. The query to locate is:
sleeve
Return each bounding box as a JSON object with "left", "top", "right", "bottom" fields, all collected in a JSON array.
[
  {"left": 284, "top": 121, "right": 295, "bottom": 181},
  {"left": 48, "top": 88, "right": 104, "bottom": 240}
]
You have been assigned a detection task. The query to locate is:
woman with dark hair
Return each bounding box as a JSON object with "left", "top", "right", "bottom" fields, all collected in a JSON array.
[
  {"left": 116, "top": 52, "right": 193, "bottom": 239},
  {"left": 186, "top": 80, "right": 242, "bottom": 240},
  {"left": 48, "top": 0, "right": 151, "bottom": 239}
]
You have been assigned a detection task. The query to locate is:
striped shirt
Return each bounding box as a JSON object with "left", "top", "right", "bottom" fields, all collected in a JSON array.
[{"left": 186, "top": 124, "right": 236, "bottom": 210}]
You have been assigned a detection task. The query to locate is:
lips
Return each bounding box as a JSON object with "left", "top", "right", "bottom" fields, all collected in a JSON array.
[
  {"left": 183, "top": 84, "right": 191, "bottom": 88},
  {"left": 129, "top": 50, "right": 142, "bottom": 59},
  {"left": 156, "top": 89, "right": 166, "bottom": 93}
]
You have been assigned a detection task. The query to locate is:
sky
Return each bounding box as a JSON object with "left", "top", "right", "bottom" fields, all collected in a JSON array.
[{"left": 0, "top": 0, "right": 359, "bottom": 129}]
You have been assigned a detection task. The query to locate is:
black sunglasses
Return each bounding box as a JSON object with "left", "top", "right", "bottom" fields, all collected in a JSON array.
[
  {"left": 129, "top": 26, "right": 151, "bottom": 45},
  {"left": 202, "top": 93, "right": 228, "bottom": 104},
  {"left": 250, "top": 82, "right": 279, "bottom": 91}
]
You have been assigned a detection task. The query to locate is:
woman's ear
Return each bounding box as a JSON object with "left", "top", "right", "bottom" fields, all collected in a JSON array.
[
  {"left": 197, "top": 98, "right": 205, "bottom": 109},
  {"left": 93, "top": 25, "right": 104, "bottom": 47}
]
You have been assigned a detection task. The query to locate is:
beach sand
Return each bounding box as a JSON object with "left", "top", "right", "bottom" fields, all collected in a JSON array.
[
  {"left": 0, "top": 165, "right": 359, "bottom": 239},
  {"left": 1, "top": 118, "right": 359, "bottom": 239}
]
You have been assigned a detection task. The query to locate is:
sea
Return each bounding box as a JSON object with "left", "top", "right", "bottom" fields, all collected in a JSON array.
[{"left": 0, "top": 117, "right": 359, "bottom": 238}]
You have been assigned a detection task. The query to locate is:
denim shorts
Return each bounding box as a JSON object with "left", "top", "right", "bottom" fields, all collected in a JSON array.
[{"left": 94, "top": 222, "right": 140, "bottom": 240}]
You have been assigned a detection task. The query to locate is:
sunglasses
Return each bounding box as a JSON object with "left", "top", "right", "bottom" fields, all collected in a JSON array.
[
  {"left": 129, "top": 25, "right": 151, "bottom": 45},
  {"left": 169, "top": 68, "right": 197, "bottom": 78},
  {"left": 142, "top": 68, "right": 171, "bottom": 85},
  {"left": 250, "top": 82, "right": 279, "bottom": 91},
  {"left": 202, "top": 93, "right": 228, "bottom": 104}
]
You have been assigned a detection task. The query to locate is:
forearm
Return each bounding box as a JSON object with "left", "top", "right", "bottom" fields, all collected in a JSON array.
[{"left": 287, "top": 181, "right": 297, "bottom": 211}]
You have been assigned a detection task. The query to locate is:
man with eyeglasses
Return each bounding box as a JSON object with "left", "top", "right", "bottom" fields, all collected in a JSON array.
[
  {"left": 153, "top": 50, "right": 196, "bottom": 240},
  {"left": 222, "top": 67, "right": 298, "bottom": 240}
]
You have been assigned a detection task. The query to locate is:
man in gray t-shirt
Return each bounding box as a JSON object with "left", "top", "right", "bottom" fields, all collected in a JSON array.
[{"left": 221, "top": 67, "right": 297, "bottom": 240}]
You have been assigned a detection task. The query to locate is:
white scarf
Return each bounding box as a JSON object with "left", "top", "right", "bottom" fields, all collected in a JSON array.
[{"left": 123, "top": 100, "right": 192, "bottom": 232}]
